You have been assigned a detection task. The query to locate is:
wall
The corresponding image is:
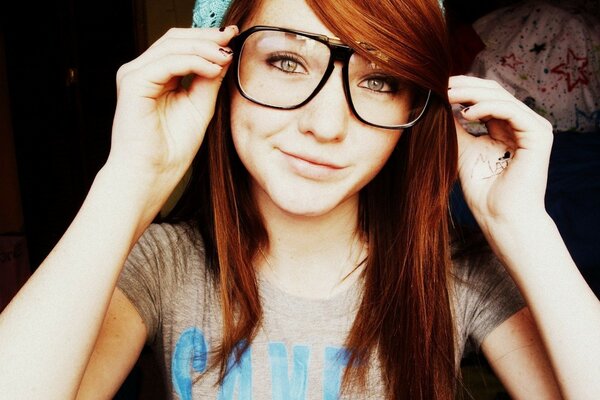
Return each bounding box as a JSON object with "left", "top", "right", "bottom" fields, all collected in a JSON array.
[
  {"left": 0, "top": 32, "right": 23, "bottom": 234},
  {"left": 145, "top": 0, "right": 195, "bottom": 45}
]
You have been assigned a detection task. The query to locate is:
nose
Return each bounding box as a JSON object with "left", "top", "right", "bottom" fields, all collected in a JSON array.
[{"left": 297, "top": 64, "right": 350, "bottom": 142}]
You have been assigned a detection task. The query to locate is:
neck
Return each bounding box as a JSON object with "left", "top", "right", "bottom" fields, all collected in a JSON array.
[{"left": 254, "top": 187, "right": 366, "bottom": 299}]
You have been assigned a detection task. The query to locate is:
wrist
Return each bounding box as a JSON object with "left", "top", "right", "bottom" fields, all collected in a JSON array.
[
  {"left": 478, "top": 209, "right": 552, "bottom": 238},
  {"left": 93, "top": 165, "right": 166, "bottom": 233},
  {"left": 478, "top": 211, "right": 565, "bottom": 272}
]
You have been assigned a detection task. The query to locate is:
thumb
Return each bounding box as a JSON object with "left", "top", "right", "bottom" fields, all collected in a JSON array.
[
  {"left": 454, "top": 116, "right": 475, "bottom": 157},
  {"left": 186, "top": 62, "right": 232, "bottom": 122}
]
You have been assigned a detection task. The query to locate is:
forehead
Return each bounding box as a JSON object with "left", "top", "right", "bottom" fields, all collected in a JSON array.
[{"left": 244, "top": 0, "right": 337, "bottom": 38}]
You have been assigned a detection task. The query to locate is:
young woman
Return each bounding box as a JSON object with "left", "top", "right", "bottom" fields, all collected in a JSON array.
[{"left": 0, "top": 0, "right": 598, "bottom": 399}]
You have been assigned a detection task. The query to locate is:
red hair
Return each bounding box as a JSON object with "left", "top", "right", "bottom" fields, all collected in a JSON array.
[{"left": 172, "top": 0, "right": 459, "bottom": 398}]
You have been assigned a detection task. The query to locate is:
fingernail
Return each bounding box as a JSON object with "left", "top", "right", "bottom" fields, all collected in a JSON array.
[
  {"left": 219, "top": 27, "right": 225, "bottom": 32},
  {"left": 219, "top": 47, "right": 233, "bottom": 56}
]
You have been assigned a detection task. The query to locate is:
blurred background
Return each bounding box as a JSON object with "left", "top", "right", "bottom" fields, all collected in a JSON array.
[{"left": 0, "top": 1, "right": 194, "bottom": 397}]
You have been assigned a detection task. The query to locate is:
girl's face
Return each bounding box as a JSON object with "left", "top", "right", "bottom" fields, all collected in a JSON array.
[{"left": 230, "top": 0, "right": 402, "bottom": 218}]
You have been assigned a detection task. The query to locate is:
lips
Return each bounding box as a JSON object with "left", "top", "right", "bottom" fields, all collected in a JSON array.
[
  {"left": 278, "top": 149, "right": 346, "bottom": 180},
  {"left": 279, "top": 149, "right": 344, "bottom": 169}
]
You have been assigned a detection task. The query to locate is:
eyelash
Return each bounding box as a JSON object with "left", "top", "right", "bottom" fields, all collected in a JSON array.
[
  {"left": 264, "top": 51, "right": 407, "bottom": 95},
  {"left": 359, "top": 75, "right": 400, "bottom": 93},
  {"left": 266, "top": 52, "right": 307, "bottom": 73}
]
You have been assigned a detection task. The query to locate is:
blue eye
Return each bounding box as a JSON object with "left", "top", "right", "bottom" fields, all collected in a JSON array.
[{"left": 358, "top": 76, "right": 399, "bottom": 93}]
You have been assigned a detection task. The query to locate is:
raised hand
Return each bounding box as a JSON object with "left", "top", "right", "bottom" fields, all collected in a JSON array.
[
  {"left": 448, "top": 75, "right": 554, "bottom": 226},
  {"left": 108, "top": 26, "right": 238, "bottom": 192},
  {"left": 449, "top": 75, "right": 600, "bottom": 400}
]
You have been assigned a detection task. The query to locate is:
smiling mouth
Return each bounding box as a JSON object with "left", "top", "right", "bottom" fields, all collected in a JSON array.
[
  {"left": 279, "top": 150, "right": 343, "bottom": 169},
  {"left": 279, "top": 149, "right": 346, "bottom": 180}
]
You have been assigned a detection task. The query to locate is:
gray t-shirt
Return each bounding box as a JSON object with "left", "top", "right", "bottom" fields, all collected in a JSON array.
[{"left": 117, "top": 222, "right": 525, "bottom": 399}]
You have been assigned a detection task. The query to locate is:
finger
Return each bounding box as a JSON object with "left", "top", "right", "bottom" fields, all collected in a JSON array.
[
  {"left": 119, "top": 53, "right": 228, "bottom": 99},
  {"left": 449, "top": 74, "right": 506, "bottom": 90},
  {"left": 449, "top": 85, "right": 536, "bottom": 123},
  {"left": 461, "top": 100, "right": 551, "bottom": 135},
  {"left": 448, "top": 75, "right": 531, "bottom": 114},
  {"left": 460, "top": 101, "right": 553, "bottom": 159},
  {"left": 454, "top": 116, "right": 515, "bottom": 157},
  {"left": 118, "top": 25, "right": 238, "bottom": 79},
  {"left": 119, "top": 39, "right": 234, "bottom": 81},
  {"left": 448, "top": 86, "right": 529, "bottom": 113},
  {"left": 186, "top": 60, "right": 232, "bottom": 120},
  {"left": 454, "top": 115, "right": 476, "bottom": 152},
  {"left": 484, "top": 119, "right": 518, "bottom": 150},
  {"left": 448, "top": 76, "right": 552, "bottom": 151},
  {"left": 147, "top": 38, "right": 235, "bottom": 66},
  {"left": 150, "top": 25, "right": 239, "bottom": 49}
]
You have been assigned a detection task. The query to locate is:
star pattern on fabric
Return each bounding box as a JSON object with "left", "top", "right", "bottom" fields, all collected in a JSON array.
[
  {"left": 530, "top": 43, "right": 546, "bottom": 54},
  {"left": 550, "top": 48, "right": 590, "bottom": 92},
  {"left": 500, "top": 53, "right": 524, "bottom": 70}
]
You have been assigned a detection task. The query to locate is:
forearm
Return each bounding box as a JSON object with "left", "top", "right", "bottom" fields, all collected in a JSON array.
[
  {"left": 0, "top": 165, "right": 159, "bottom": 399},
  {"left": 482, "top": 214, "right": 600, "bottom": 400}
]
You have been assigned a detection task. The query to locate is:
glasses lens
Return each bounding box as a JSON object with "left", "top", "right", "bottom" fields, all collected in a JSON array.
[
  {"left": 348, "top": 54, "right": 429, "bottom": 127},
  {"left": 236, "top": 28, "right": 429, "bottom": 128},
  {"left": 237, "top": 30, "right": 331, "bottom": 108}
]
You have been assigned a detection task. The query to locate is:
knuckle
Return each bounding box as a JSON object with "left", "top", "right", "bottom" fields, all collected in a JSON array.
[
  {"left": 115, "top": 63, "right": 139, "bottom": 90},
  {"left": 541, "top": 117, "right": 553, "bottom": 132},
  {"left": 116, "top": 64, "right": 130, "bottom": 84},
  {"left": 190, "top": 41, "right": 208, "bottom": 55}
]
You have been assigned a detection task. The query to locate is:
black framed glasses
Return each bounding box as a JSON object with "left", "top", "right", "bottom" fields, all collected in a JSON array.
[{"left": 229, "top": 25, "right": 431, "bottom": 130}]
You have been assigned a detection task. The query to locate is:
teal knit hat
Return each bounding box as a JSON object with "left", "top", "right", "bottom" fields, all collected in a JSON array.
[
  {"left": 192, "top": 0, "right": 445, "bottom": 28},
  {"left": 192, "top": 0, "right": 231, "bottom": 28}
]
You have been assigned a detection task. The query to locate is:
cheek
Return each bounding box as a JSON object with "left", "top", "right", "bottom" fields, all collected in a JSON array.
[
  {"left": 229, "top": 93, "right": 264, "bottom": 171},
  {"left": 357, "top": 131, "right": 401, "bottom": 177},
  {"left": 229, "top": 91, "right": 300, "bottom": 181},
  {"left": 229, "top": 93, "right": 251, "bottom": 155},
  {"left": 229, "top": 91, "right": 291, "bottom": 152}
]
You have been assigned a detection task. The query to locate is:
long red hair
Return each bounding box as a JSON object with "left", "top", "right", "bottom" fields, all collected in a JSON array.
[{"left": 173, "top": 0, "right": 459, "bottom": 398}]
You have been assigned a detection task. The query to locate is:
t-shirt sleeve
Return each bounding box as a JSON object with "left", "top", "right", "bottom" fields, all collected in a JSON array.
[
  {"left": 116, "top": 223, "right": 176, "bottom": 344},
  {"left": 453, "top": 250, "right": 526, "bottom": 354}
]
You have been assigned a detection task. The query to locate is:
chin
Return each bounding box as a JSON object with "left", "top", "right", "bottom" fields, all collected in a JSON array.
[
  {"left": 277, "top": 201, "right": 338, "bottom": 218},
  {"left": 264, "top": 184, "right": 357, "bottom": 218}
]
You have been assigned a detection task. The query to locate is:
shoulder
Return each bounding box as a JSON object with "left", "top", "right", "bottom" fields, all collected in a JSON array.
[
  {"left": 449, "top": 229, "right": 526, "bottom": 355},
  {"left": 120, "top": 220, "right": 209, "bottom": 306},
  {"left": 118, "top": 220, "right": 213, "bottom": 343},
  {"left": 128, "top": 221, "right": 205, "bottom": 272},
  {"left": 137, "top": 221, "right": 203, "bottom": 253},
  {"left": 450, "top": 229, "right": 511, "bottom": 293}
]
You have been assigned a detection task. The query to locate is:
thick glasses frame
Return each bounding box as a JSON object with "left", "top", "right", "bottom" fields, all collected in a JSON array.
[{"left": 229, "top": 25, "right": 432, "bottom": 130}]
